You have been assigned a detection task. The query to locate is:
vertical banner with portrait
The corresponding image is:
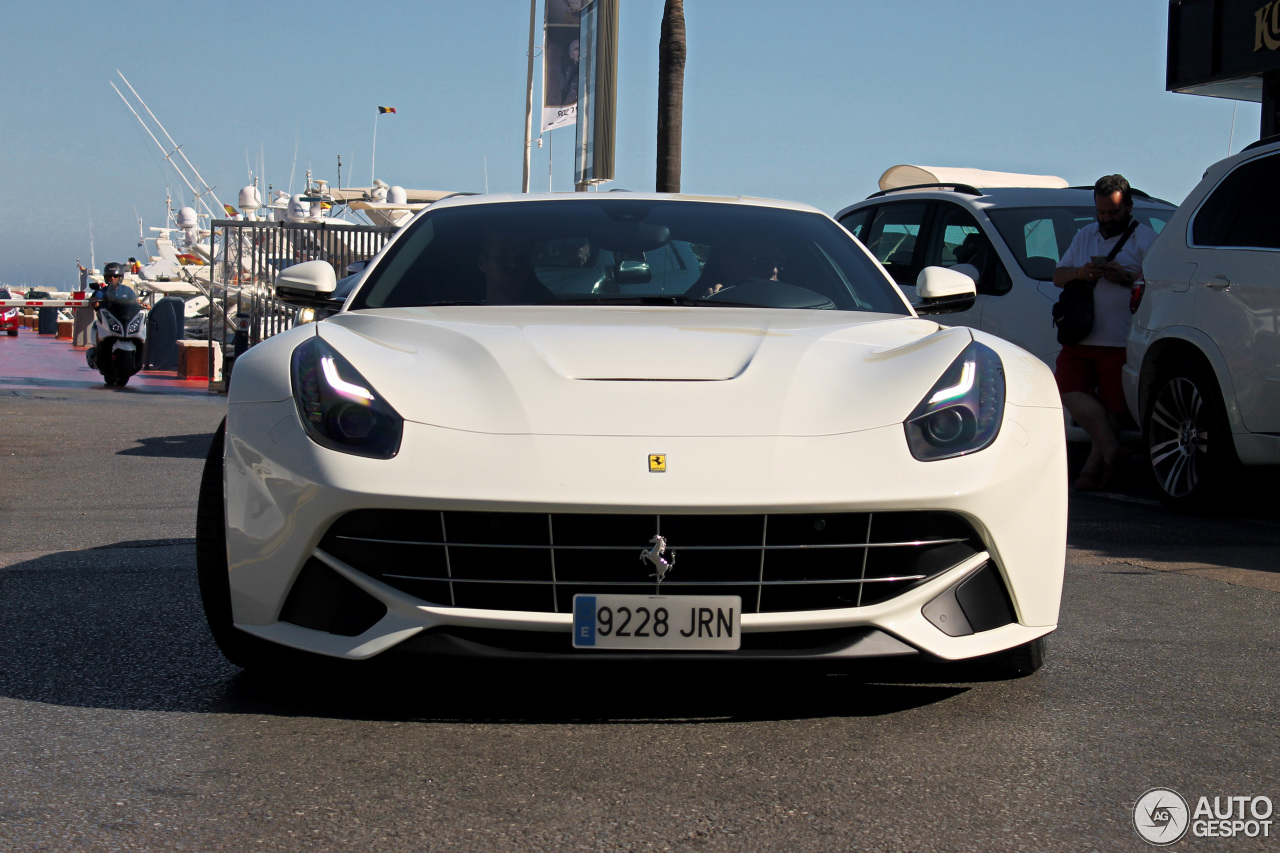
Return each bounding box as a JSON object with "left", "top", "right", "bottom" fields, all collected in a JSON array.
[
  {"left": 541, "top": 0, "right": 583, "bottom": 132},
  {"left": 575, "top": 0, "right": 618, "bottom": 186}
]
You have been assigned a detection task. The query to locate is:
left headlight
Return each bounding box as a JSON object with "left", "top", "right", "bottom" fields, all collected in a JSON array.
[
  {"left": 126, "top": 312, "right": 145, "bottom": 335},
  {"left": 904, "top": 340, "right": 1004, "bottom": 461},
  {"left": 290, "top": 335, "right": 403, "bottom": 459}
]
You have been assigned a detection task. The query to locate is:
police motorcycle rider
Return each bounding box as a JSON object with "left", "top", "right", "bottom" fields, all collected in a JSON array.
[{"left": 86, "top": 262, "right": 148, "bottom": 386}]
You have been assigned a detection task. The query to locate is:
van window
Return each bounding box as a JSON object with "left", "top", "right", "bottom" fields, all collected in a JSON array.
[
  {"left": 988, "top": 205, "right": 1176, "bottom": 281},
  {"left": 862, "top": 203, "right": 928, "bottom": 285},
  {"left": 926, "top": 205, "right": 1011, "bottom": 295},
  {"left": 837, "top": 207, "right": 873, "bottom": 241},
  {"left": 1192, "top": 154, "right": 1280, "bottom": 249}
]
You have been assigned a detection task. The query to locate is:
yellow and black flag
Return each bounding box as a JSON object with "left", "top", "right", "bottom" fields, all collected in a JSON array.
[{"left": 378, "top": 106, "right": 397, "bottom": 114}]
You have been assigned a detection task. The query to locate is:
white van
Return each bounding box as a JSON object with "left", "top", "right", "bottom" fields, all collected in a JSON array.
[{"left": 836, "top": 166, "right": 1176, "bottom": 369}]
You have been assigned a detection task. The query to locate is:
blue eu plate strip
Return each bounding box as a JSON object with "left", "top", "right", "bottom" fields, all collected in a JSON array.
[{"left": 573, "top": 596, "right": 596, "bottom": 646}]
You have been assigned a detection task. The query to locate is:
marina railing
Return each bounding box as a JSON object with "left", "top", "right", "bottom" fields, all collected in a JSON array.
[{"left": 205, "top": 220, "right": 398, "bottom": 392}]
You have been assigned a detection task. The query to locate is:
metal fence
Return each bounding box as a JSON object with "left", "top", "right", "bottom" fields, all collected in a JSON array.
[{"left": 205, "top": 220, "right": 398, "bottom": 391}]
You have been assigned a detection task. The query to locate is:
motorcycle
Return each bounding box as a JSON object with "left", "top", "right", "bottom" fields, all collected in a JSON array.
[{"left": 85, "top": 283, "right": 147, "bottom": 387}]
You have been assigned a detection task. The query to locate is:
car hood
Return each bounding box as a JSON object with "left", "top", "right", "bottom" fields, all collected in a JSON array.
[{"left": 306, "top": 307, "right": 980, "bottom": 437}]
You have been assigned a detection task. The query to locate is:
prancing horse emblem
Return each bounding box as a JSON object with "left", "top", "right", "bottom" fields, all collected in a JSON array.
[{"left": 640, "top": 535, "right": 675, "bottom": 583}]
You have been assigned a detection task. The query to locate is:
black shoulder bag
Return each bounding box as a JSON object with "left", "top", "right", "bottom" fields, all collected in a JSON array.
[{"left": 1052, "top": 219, "right": 1139, "bottom": 345}]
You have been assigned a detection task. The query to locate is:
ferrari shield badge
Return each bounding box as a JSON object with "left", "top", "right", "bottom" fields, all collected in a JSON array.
[{"left": 648, "top": 454, "right": 666, "bottom": 473}]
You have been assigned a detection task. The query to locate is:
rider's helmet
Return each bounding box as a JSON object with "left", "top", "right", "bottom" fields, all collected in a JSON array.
[{"left": 103, "top": 262, "right": 125, "bottom": 285}]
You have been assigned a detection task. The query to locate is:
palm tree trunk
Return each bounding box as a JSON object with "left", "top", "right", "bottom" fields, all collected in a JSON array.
[{"left": 656, "top": 0, "right": 686, "bottom": 193}]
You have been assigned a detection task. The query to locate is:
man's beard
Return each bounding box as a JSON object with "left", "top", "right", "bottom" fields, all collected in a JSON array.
[{"left": 1099, "top": 212, "right": 1131, "bottom": 238}]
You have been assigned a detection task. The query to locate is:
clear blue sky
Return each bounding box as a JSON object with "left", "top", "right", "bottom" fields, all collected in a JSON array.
[{"left": 0, "top": 0, "right": 1260, "bottom": 289}]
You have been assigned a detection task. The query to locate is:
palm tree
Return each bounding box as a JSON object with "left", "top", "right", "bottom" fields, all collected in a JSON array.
[{"left": 656, "top": 0, "right": 686, "bottom": 193}]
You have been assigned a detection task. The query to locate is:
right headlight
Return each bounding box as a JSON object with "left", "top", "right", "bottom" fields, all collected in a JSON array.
[
  {"left": 904, "top": 340, "right": 1004, "bottom": 461},
  {"left": 290, "top": 335, "right": 403, "bottom": 459}
]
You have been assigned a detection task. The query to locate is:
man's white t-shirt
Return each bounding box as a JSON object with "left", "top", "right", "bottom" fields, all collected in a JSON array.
[{"left": 1057, "top": 220, "right": 1157, "bottom": 348}]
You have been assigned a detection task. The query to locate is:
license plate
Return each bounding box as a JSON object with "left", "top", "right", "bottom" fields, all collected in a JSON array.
[{"left": 572, "top": 594, "right": 741, "bottom": 651}]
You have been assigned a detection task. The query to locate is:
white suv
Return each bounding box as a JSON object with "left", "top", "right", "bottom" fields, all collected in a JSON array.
[
  {"left": 835, "top": 166, "right": 1176, "bottom": 369},
  {"left": 1124, "top": 137, "right": 1280, "bottom": 510}
]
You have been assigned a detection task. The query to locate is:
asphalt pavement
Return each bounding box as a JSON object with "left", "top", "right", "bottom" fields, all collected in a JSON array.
[{"left": 1, "top": 379, "right": 1278, "bottom": 852}]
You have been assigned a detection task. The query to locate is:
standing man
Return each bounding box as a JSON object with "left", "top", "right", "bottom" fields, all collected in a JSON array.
[
  {"left": 1053, "top": 174, "right": 1157, "bottom": 491},
  {"left": 561, "top": 39, "right": 580, "bottom": 106}
]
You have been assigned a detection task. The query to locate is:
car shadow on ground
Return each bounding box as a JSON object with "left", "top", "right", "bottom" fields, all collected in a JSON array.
[
  {"left": 0, "top": 541, "right": 1023, "bottom": 725},
  {"left": 116, "top": 433, "right": 214, "bottom": 459},
  {"left": 215, "top": 662, "right": 978, "bottom": 725},
  {"left": 1068, "top": 439, "right": 1280, "bottom": 520}
]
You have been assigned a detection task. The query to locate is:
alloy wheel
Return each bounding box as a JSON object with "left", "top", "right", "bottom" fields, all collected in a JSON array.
[{"left": 1147, "top": 376, "right": 1208, "bottom": 499}]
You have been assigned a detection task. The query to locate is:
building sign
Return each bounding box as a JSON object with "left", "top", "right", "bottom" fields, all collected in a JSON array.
[
  {"left": 1258, "top": 1, "right": 1280, "bottom": 51},
  {"left": 1169, "top": 0, "right": 1280, "bottom": 98}
]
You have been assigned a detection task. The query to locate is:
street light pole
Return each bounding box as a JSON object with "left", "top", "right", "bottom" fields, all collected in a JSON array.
[{"left": 522, "top": 0, "right": 537, "bottom": 193}]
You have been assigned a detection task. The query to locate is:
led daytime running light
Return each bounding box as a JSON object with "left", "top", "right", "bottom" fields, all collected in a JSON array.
[
  {"left": 321, "top": 356, "right": 374, "bottom": 400},
  {"left": 928, "top": 360, "right": 974, "bottom": 405}
]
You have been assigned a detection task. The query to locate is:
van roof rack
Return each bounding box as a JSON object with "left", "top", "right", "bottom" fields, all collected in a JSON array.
[{"left": 865, "top": 182, "right": 983, "bottom": 199}]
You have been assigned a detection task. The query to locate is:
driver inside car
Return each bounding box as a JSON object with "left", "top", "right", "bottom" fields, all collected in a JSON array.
[
  {"left": 695, "top": 238, "right": 785, "bottom": 298},
  {"left": 476, "top": 232, "right": 556, "bottom": 305}
]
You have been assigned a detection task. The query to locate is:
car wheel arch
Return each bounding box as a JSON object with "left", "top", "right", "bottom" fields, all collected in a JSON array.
[{"left": 1138, "top": 329, "right": 1243, "bottom": 436}]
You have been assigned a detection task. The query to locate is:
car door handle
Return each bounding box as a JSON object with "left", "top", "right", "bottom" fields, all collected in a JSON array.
[{"left": 1204, "top": 275, "right": 1232, "bottom": 291}]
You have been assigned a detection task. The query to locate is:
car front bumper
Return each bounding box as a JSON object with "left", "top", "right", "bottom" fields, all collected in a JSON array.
[{"left": 223, "top": 400, "right": 1067, "bottom": 662}]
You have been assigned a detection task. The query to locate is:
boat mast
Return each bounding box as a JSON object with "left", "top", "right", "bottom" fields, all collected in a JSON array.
[
  {"left": 114, "top": 70, "right": 227, "bottom": 218},
  {"left": 109, "top": 81, "right": 209, "bottom": 218}
]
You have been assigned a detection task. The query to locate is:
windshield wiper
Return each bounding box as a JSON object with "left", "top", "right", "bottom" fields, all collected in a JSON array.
[
  {"left": 556, "top": 295, "right": 714, "bottom": 307},
  {"left": 420, "top": 300, "right": 485, "bottom": 306}
]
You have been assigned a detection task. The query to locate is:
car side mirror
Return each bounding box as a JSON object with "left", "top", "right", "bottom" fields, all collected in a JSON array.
[
  {"left": 275, "top": 260, "right": 337, "bottom": 308},
  {"left": 914, "top": 266, "right": 977, "bottom": 315}
]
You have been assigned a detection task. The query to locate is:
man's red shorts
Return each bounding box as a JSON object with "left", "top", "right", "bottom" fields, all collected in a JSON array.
[{"left": 1055, "top": 344, "right": 1127, "bottom": 414}]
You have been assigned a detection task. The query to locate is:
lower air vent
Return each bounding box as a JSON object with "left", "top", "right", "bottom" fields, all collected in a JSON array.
[{"left": 279, "top": 558, "right": 387, "bottom": 636}]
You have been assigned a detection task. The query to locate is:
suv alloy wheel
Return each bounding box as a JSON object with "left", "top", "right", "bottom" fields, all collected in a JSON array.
[{"left": 1144, "top": 361, "right": 1235, "bottom": 511}]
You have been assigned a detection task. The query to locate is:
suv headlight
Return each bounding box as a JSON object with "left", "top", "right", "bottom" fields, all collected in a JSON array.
[
  {"left": 904, "top": 341, "right": 1004, "bottom": 461},
  {"left": 290, "top": 335, "right": 403, "bottom": 458}
]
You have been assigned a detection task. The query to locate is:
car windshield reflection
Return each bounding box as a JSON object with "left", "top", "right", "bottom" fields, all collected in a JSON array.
[{"left": 349, "top": 199, "right": 909, "bottom": 315}]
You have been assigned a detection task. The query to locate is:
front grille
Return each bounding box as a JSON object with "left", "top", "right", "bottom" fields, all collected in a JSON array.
[{"left": 317, "top": 510, "right": 984, "bottom": 614}]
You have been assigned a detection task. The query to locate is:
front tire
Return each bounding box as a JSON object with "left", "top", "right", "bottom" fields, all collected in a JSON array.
[
  {"left": 1144, "top": 361, "right": 1235, "bottom": 511},
  {"left": 196, "top": 419, "right": 281, "bottom": 669},
  {"left": 112, "top": 350, "right": 135, "bottom": 386}
]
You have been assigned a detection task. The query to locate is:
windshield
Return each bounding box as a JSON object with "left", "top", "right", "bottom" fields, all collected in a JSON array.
[
  {"left": 986, "top": 205, "right": 1172, "bottom": 281},
  {"left": 103, "top": 283, "right": 142, "bottom": 324},
  {"left": 349, "top": 200, "right": 908, "bottom": 315}
]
